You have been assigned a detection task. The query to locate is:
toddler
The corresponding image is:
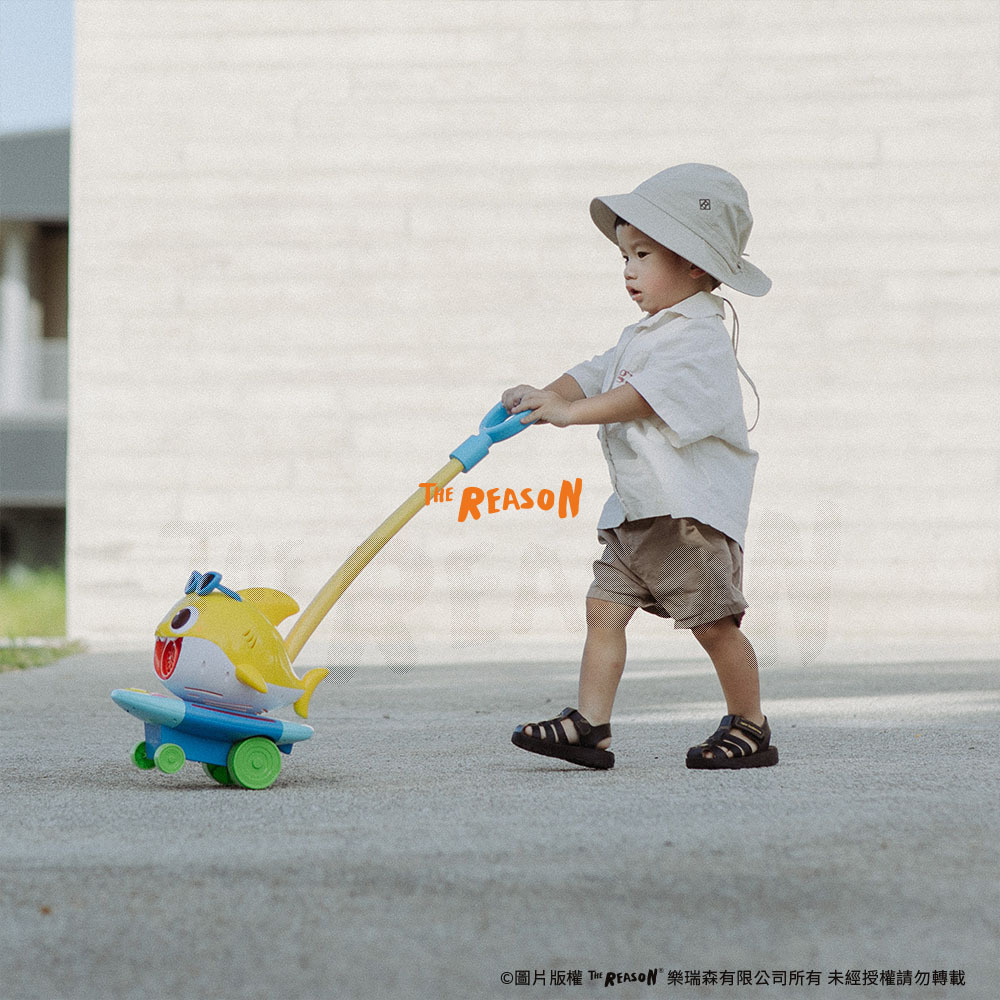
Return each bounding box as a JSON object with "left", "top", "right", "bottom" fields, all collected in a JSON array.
[{"left": 506, "top": 163, "right": 778, "bottom": 770}]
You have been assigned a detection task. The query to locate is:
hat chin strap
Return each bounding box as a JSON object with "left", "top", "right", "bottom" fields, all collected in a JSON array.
[{"left": 721, "top": 297, "right": 760, "bottom": 432}]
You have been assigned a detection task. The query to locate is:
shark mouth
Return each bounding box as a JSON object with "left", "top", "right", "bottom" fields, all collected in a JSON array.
[{"left": 154, "top": 636, "right": 182, "bottom": 679}]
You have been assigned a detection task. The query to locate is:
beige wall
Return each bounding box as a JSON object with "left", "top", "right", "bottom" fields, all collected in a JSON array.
[{"left": 68, "top": 0, "right": 1000, "bottom": 667}]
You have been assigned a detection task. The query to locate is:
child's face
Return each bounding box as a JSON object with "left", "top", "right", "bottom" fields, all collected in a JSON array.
[{"left": 616, "top": 223, "right": 708, "bottom": 314}]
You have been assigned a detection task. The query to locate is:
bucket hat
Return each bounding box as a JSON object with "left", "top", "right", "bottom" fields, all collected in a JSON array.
[{"left": 590, "top": 163, "right": 771, "bottom": 296}]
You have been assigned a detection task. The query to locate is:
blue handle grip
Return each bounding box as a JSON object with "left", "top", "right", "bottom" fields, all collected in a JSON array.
[
  {"left": 479, "top": 401, "right": 533, "bottom": 443},
  {"left": 450, "top": 401, "right": 532, "bottom": 472}
]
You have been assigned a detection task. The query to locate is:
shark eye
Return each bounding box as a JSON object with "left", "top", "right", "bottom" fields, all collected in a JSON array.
[{"left": 171, "top": 606, "right": 199, "bottom": 633}]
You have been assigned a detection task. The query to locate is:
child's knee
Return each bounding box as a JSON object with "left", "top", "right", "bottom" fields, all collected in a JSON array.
[
  {"left": 586, "top": 597, "right": 634, "bottom": 631},
  {"left": 691, "top": 616, "right": 739, "bottom": 647}
]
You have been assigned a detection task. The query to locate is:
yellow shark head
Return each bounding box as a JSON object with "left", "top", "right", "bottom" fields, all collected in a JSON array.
[{"left": 153, "top": 571, "right": 328, "bottom": 718}]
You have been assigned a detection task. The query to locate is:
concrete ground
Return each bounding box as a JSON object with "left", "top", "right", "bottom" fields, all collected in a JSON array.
[{"left": 1, "top": 650, "right": 997, "bottom": 1000}]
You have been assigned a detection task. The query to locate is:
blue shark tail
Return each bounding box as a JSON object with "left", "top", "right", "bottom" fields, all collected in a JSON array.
[{"left": 294, "top": 668, "right": 329, "bottom": 718}]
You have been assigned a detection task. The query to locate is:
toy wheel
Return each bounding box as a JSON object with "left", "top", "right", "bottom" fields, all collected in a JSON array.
[
  {"left": 201, "top": 761, "right": 234, "bottom": 786},
  {"left": 227, "top": 737, "right": 281, "bottom": 790},
  {"left": 153, "top": 743, "right": 186, "bottom": 774},
  {"left": 131, "top": 741, "right": 156, "bottom": 770}
]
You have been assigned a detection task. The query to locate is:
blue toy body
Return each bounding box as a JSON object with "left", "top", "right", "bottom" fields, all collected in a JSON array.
[{"left": 111, "top": 688, "right": 313, "bottom": 789}]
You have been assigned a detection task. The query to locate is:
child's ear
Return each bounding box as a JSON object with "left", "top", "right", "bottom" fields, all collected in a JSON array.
[{"left": 688, "top": 262, "right": 708, "bottom": 280}]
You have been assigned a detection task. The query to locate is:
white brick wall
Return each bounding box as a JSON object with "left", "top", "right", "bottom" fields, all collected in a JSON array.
[{"left": 68, "top": 0, "right": 1000, "bottom": 666}]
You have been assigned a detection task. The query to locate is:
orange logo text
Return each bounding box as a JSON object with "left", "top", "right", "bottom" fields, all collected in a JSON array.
[{"left": 420, "top": 478, "right": 583, "bottom": 522}]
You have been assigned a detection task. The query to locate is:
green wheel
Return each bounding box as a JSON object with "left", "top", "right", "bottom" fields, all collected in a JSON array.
[
  {"left": 201, "top": 761, "right": 234, "bottom": 786},
  {"left": 131, "top": 741, "right": 155, "bottom": 770},
  {"left": 227, "top": 737, "right": 281, "bottom": 790},
  {"left": 153, "top": 742, "right": 186, "bottom": 774}
]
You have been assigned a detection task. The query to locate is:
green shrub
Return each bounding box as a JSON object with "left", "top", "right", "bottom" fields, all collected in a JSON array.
[
  {"left": 0, "top": 567, "right": 67, "bottom": 638},
  {"left": 0, "top": 639, "right": 85, "bottom": 672}
]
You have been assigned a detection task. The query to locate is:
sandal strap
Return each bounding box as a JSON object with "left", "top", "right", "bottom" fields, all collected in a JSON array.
[
  {"left": 561, "top": 708, "right": 611, "bottom": 748},
  {"left": 730, "top": 714, "right": 771, "bottom": 747},
  {"left": 716, "top": 733, "right": 754, "bottom": 757}
]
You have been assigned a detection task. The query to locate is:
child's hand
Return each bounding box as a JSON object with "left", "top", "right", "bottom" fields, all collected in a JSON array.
[
  {"left": 502, "top": 385, "right": 538, "bottom": 413},
  {"left": 511, "top": 388, "right": 573, "bottom": 428}
]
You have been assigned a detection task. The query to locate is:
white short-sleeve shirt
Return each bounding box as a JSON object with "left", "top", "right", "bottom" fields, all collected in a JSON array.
[{"left": 566, "top": 291, "right": 757, "bottom": 548}]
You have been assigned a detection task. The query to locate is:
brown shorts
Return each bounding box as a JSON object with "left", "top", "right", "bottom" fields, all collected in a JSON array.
[{"left": 587, "top": 515, "right": 747, "bottom": 629}]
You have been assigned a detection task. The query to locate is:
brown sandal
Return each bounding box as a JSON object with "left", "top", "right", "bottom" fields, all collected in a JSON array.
[
  {"left": 686, "top": 715, "right": 779, "bottom": 769},
  {"left": 512, "top": 707, "right": 614, "bottom": 770}
]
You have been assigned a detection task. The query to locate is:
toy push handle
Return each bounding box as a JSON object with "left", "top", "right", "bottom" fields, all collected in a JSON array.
[
  {"left": 284, "top": 401, "right": 530, "bottom": 663},
  {"left": 450, "top": 401, "right": 531, "bottom": 472}
]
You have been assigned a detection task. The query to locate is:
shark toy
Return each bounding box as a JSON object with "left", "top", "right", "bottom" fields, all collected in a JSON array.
[
  {"left": 111, "top": 570, "right": 330, "bottom": 789},
  {"left": 153, "top": 570, "right": 329, "bottom": 718}
]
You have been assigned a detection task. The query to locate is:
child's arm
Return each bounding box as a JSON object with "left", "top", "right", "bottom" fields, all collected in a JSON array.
[{"left": 511, "top": 383, "right": 653, "bottom": 428}]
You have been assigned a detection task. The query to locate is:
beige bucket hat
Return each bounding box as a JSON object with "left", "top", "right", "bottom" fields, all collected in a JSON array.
[{"left": 590, "top": 163, "right": 771, "bottom": 296}]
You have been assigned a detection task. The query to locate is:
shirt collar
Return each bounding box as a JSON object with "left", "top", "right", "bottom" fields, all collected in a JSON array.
[{"left": 635, "top": 291, "right": 726, "bottom": 330}]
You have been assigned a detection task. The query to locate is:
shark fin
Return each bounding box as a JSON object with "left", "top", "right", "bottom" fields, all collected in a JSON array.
[
  {"left": 237, "top": 588, "right": 300, "bottom": 627},
  {"left": 234, "top": 662, "right": 269, "bottom": 694},
  {"left": 293, "top": 667, "right": 329, "bottom": 719}
]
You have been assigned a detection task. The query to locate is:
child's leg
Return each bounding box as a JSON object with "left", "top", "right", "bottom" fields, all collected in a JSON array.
[
  {"left": 577, "top": 598, "right": 635, "bottom": 744},
  {"left": 691, "top": 617, "right": 767, "bottom": 752},
  {"left": 521, "top": 598, "right": 633, "bottom": 749}
]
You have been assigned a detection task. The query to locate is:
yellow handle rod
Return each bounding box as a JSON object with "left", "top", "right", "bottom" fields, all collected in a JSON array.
[{"left": 284, "top": 457, "right": 465, "bottom": 663}]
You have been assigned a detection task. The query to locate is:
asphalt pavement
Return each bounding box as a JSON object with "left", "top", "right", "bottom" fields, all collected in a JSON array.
[{"left": 1, "top": 649, "right": 997, "bottom": 1000}]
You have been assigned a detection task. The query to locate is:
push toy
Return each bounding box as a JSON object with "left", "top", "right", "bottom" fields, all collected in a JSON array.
[{"left": 111, "top": 402, "right": 531, "bottom": 788}]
